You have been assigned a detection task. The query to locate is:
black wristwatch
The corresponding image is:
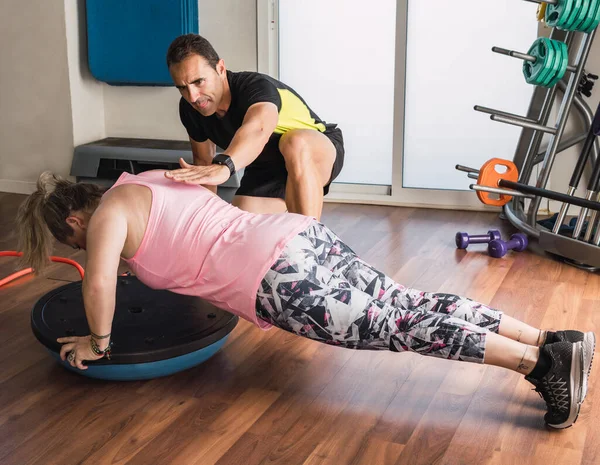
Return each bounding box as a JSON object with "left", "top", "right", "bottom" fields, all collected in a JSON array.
[{"left": 212, "top": 153, "right": 236, "bottom": 177}]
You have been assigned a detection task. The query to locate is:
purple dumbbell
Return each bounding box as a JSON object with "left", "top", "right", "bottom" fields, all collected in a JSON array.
[
  {"left": 455, "top": 230, "right": 501, "bottom": 249},
  {"left": 488, "top": 233, "right": 528, "bottom": 258}
]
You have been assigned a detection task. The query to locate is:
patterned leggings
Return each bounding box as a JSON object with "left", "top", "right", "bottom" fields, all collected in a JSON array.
[{"left": 256, "top": 220, "right": 503, "bottom": 363}]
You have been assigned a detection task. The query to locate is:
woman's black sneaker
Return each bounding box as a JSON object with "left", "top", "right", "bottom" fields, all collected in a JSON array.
[
  {"left": 544, "top": 330, "right": 584, "bottom": 345},
  {"left": 544, "top": 331, "right": 595, "bottom": 401},
  {"left": 525, "top": 341, "right": 583, "bottom": 429}
]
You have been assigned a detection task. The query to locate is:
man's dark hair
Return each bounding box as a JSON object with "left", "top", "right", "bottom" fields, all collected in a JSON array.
[{"left": 166, "top": 34, "right": 220, "bottom": 69}]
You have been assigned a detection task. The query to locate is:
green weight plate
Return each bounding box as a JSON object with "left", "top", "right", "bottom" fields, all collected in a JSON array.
[
  {"left": 523, "top": 41, "right": 540, "bottom": 85},
  {"left": 577, "top": 0, "right": 596, "bottom": 30},
  {"left": 557, "top": 40, "right": 570, "bottom": 85},
  {"left": 546, "top": 0, "right": 575, "bottom": 28},
  {"left": 562, "top": 0, "right": 577, "bottom": 27},
  {"left": 580, "top": 0, "right": 600, "bottom": 31},
  {"left": 547, "top": 40, "right": 569, "bottom": 87},
  {"left": 564, "top": 0, "right": 584, "bottom": 29},
  {"left": 539, "top": 38, "right": 559, "bottom": 87},
  {"left": 583, "top": 0, "right": 600, "bottom": 32},
  {"left": 558, "top": 41, "right": 569, "bottom": 86},
  {"left": 534, "top": 38, "right": 556, "bottom": 86},
  {"left": 523, "top": 38, "right": 555, "bottom": 86},
  {"left": 541, "top": 39, "right": 562, "bottom": 87},
  {"left": 545, "top": 0, "right": 560, "bottom": 26},
  {"left": 541, "top": 39, "right": 560, "bottom": 87},
  {"left": 570, "top": 0, "right": 591, "bottom": 30}
]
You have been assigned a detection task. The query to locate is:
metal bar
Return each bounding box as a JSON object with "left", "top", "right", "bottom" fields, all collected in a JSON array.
[
  {"left": 468, "top": 173, "right": 479, "bottom": 180},
  {"left": 522, "top": 0, "right": 557, "bottom": 4},
  {"left": 558, "top": 79, "right": 599, "bottom": 168},
  {"left": 520, "top": 87, "right": 560, "bottom": 183},
  {"left": 583, "top": 201, "right": 598, "bottom": 242},
  {"left": 553, "top": 120, "right": 599, "bottom": 234},
  {"left": 574, "top": 204, "right": 591, "bottom": 239},
  {"left": 508, "top": 30, "right": 570, "bottom": 236},
  {"left": 503, "top": 201, "right": 541, "bottom": 238},
  {"left": 572, "top": 191, "right": 594, "bottom": 239},
  {"left": 520, "top": 30, "right": 573, "bottom": 188},
  {"left": 499, "top": 179, "right": 600, "bottom": 211},
  {"left": 552, "top": 186, "right": 576, "bottom": 234},
  {"left": 512, "top": 87, "right": 552, "bottom": 173},
  {"left": 532, "top": 133, "right": 588, "bottom": 165},
  {"left": 575, "top": 107, "right": 600, "bottom": 240},
  {"left": 455, "top": 164, "right": 479, "bottom": 174},
  {"left": 593, "top": 209, "right": 600, "bottom": 245},
  {"left": 527, "top": 30, "right": 597, "bottom": 227},
  {"left": 490, "top": 114, "right": 557, "bottom": 134},
  {"left": 469, "top": 184, "right": 534, "bottom": 199},
  {"left": 491, "top": 47, "right": 576, "bottom": 73},
  {"left": 474, "top": 105, "right": 538, "bottom": 124},
  {"left": 574, "top": 208, "right": 589, "bottom": 239},
  {"left": 492, "top": 47, "right": 535, "bottom": 61},
  {"left": 569, "top": 125, "right": 598, "bottom": 187}
]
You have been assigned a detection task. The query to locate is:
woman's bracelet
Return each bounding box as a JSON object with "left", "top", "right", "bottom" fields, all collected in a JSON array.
[
  {"left": 90, "top": 337, "right": 113, "bottom": 360},
  {"left": 90, "top": 331, "right": 111, "bottom": 340}
]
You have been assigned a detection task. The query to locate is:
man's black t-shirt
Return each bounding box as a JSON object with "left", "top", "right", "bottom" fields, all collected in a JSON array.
[{"left": 179, "top": 70, "right": 334, "bottom": 150}]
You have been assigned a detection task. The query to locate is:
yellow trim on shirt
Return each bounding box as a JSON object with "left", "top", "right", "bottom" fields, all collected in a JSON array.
[{"left": 274, "top": 89, "right": 326, "bottom": 134}]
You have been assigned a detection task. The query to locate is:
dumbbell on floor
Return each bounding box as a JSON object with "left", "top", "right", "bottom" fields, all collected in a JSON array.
[
  {"left": 455, "top": 230, "right": 501, "bottom": 249},
  {"left": 488, "top": 233, "right": 529, "bottom": 258}
]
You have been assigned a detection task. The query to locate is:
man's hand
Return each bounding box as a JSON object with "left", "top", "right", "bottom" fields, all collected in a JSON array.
[{"left": 165, "top": 158, "right": 230, "bottom": 186}]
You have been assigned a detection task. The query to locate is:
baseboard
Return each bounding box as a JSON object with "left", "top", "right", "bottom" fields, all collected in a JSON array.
[
  {"left": 0, "top": 179, "right": 37, "bottom": 195},
  {"left": 327, "top": 183, "right": 391, "bottom": 196}
]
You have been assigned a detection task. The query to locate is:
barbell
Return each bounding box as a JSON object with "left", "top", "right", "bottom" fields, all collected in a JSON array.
[{"left": 467, "top": 158, "right": 600, "bottom": 212}]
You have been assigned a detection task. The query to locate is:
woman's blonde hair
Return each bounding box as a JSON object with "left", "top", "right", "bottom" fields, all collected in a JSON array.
[{"left": 15, "top": 172, "right": 104, "bottom": 273}]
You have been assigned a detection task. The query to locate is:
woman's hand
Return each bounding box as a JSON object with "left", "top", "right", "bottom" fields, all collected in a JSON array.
[{"left": 58, "top": 336, "right": 105, "bottom": 370}]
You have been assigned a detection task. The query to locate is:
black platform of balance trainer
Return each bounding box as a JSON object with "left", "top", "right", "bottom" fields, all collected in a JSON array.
[{"left": 31, "top": 276, "right": 238, "bottom": 380}]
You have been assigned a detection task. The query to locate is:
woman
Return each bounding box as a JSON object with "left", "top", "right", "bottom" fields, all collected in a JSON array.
[{"left": 16, "top": 168, "right": 595, "bottom": 430}]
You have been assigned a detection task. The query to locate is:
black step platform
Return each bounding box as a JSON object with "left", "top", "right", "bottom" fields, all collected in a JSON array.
[{"left": 71, "top": 137, "right": 243, "bottom": 203}]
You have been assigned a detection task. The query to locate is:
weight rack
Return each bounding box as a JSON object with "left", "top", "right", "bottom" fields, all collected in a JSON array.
[{"left": 457, "top": 1, "right": 600, "bottom": 269}]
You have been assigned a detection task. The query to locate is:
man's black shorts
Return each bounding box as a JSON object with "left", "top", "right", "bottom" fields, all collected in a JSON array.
[{"left": 235, "top": 126, "right": 345, "bottom": 200}]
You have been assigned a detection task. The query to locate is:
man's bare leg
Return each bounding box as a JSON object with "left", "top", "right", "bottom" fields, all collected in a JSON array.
[
  {"left": 279, "top": 129, "right": 337, "bottom": 220},
  {"left": 232, "top": 195, "right": 287, "bottom": 214}
]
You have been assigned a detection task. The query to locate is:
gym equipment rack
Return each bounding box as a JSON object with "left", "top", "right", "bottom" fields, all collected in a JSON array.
[{"left": 457, "top": 3, "right": 600, "bottom": 269}]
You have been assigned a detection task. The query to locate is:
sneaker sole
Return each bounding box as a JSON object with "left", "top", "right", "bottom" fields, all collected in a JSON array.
[
  {"left": 580, "top": 332, "right": 596, "bottom": 402},
  {"left": 547, "top": 341, "right": 583, "bottom": 429}
]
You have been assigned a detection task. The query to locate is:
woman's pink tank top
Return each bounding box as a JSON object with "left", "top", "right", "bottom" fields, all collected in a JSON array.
[{"left": 108, "top": 170, "right": 313, "bottom": 329}]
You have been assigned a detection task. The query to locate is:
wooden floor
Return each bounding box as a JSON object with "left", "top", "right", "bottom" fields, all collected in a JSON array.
[{"left": 1, "top": 192, "right": 599, "bottom": 465}]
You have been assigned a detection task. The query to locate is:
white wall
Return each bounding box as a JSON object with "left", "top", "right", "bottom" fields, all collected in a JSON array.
[
  {"left": 64, "top": 0, "right": 106, "bottom": 147},
  {"left": 0, "top": 0, "right": 74, "bottom": 193},
  {"left": 102, "top": 0, "right": 257, "bottom": 139},
  {"left": 402, "top": 0, "right": 538, "bottom": 190}
]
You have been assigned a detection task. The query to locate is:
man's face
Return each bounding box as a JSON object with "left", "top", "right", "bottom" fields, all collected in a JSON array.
[{"left": 170, "top": 54, "right": 226, "bottom": 116}]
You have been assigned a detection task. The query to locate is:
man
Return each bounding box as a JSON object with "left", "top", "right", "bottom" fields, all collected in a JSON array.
[{"left": 164, "top": 34, "right": 344, "bottom": 220}]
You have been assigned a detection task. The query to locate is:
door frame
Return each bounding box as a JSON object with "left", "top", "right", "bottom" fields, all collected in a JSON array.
[{"left": 256, "top": 0, "right": 499, "bottom": 212}]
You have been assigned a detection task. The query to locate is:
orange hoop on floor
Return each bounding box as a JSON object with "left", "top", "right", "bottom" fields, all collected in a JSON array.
[{"left": 0, "top": 251, "right": 85, "bottom": 288}]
